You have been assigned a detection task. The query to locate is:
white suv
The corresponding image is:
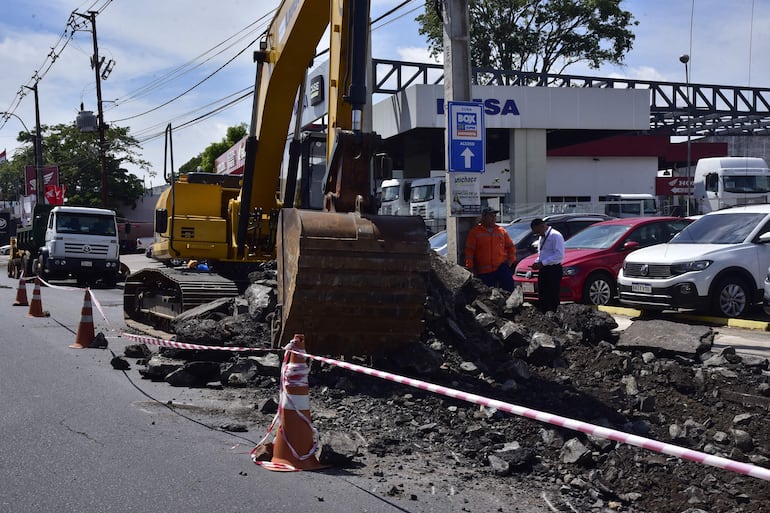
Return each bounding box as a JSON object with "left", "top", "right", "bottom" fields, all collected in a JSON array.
[{"left": 617, "top": 204, "right": 770, "bottom": 317}]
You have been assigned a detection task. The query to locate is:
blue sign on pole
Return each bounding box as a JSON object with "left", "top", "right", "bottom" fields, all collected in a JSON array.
[{"left": 448, "top": 101, "right": 485, "bottom": 173}]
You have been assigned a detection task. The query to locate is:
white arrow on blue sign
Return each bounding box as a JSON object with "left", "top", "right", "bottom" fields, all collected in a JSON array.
[{"left": 448, "top": 101, "right": 485, "bottom": 173}]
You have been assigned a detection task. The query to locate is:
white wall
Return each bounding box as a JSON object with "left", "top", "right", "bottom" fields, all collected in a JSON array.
[{"left": 547, "top": 157, "right": 658, "bottom": 200}]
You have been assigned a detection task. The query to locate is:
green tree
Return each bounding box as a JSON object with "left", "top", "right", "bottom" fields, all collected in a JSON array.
[
  {"left": 416, "top": 0, "right": 637, "bottom": 75},
  {"left": 0, "top": 137, "right": 31, "bottom": 201},
  {"left": 179, "top": 123, "right": 248, "bottom": 174},
  {"left": 0, "top": 122, "right": 149, "bottom": 212}
]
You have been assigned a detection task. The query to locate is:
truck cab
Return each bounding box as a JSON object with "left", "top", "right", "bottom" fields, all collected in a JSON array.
[
  {"left": 34, "top": 206, "right": 121, "bottom": 286},
  {"left": 378, "top": 178, "right": 411, "bottom": 216},
  {"left": 410, "top": 176, "right": 446, "bottom": 235},
  {"left": 693, "top": 157, "right": 770, "bottom": 214}
]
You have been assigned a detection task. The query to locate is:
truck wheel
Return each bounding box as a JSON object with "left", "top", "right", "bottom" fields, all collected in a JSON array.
[
  {"left": 711, "top": 277, "right": 750, "bottom": 318},
  {"left": 32, "top": 258, "right": 42, "bottom": 276},
  {"left": 583, "top": 273, "right": 615, "bottom": 306}
]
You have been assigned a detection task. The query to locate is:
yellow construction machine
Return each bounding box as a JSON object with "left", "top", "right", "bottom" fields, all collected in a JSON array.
[{"left": 123, "top": 0, "right": 430, "bottom": 355}]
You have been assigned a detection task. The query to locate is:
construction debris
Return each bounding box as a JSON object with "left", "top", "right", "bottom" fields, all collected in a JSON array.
[{"left": 122, "top": 254, "right": 770, "bottom": 512}]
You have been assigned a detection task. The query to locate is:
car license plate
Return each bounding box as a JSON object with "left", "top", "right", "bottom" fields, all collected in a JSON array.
[
  {"left": 631, "top": 283, "right": 651, "bottom": 293},
  {"left": 522, "top": 282, "right": 535, "bottom": 293},
  {"left": 81, "top": 261, "right": 93, "bottom": 267}
]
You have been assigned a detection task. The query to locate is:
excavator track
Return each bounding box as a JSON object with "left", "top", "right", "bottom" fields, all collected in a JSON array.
[
  {"left": 275, "top": 209, "right": 430, "bottom": 356},
  {"left": 124, "top": 266, "right": 241, "bottom": 335}
]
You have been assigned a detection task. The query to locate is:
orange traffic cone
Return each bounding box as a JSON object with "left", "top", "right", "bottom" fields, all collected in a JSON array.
[
  {"left": 27, "top": 277, "right": 47, "bottom": 317},
  {"left": 70, "top": 289, "right": 95, "bottom": 349},
  {"left": 258, "top": 334, "right": 326, "bottom": 472},
  {"left": 13, "top": 275, "right": 28, "bottom": 306}
]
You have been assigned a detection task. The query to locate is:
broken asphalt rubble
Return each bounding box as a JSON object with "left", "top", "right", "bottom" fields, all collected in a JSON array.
[{"left": 120, "top": 253, "right": 770, "bottom": 513}]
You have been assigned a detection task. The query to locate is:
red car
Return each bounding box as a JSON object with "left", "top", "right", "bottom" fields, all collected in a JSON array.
[{"left": 513, "top": 217, "right": 691, "bottom": 306}]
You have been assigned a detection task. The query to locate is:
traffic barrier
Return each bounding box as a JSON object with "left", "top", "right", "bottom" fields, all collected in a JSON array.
[
  {"left": 70, "top": 289, "right": 95, "bottom": 349},
  {"left": 27, "top": 277, "right": 47, "bottom": 317},
  {"left": 253, "top": 334, "right": 325, "bottom": 472},
  {"left": 13, "top": 275, "right": 28, "bottom": 306}
]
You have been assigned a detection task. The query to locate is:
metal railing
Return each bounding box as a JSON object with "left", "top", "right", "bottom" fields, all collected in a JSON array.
[{"left": 372, "top": 59, "right": 770, "bottom": 136}]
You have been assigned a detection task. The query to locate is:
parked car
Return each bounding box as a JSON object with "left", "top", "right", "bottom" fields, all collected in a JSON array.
[
  {"left": 618, "top": 204, "right": 770, "bottom": 318},
  {"left": 0, "top": 244, "right": 10, "bottom": 255},
  {"left": 504, "top": 213, "right": 615, "bottom": 268},
  {"left": 429, "top": 213, "right": 613, "bottom": 269},
  {"left": 136, "top": 237, "right": 154, "bottom": 257},
  {"left": 764, "top": 266, "right": 770, "bottom": 316},
  {"left": 428, "top": 230, "right": 448, "bottom": 255},
  {"left": 514, "top": 217, "right": 691, "bottom": 306}
]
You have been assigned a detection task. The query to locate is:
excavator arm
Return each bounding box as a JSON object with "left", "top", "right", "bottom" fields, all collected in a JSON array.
[{"left": 126, "top": 0, "right": 429, "bottom": 356}]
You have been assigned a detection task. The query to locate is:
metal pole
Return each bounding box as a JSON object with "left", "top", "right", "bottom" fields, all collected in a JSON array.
[
  {"left": 77, "top": 11, "right": 109, "bottom": 208},
  {"left": 680, "top": 54, "right": 691, "bottom": 216},
  {"left": 22, "top": 83, "right": 44, "bottom": 205}
]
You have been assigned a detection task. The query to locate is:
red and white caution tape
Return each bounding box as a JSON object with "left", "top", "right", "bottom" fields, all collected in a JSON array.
[
  {"left": 117, "top": 333, "right": 770, "bottom": 481},
  {"left": 33, "top": 275, "right": 81, "bottom": 292},
  {"left": 22, "top": 276, "right": 112, "bottom": 326},
  {"left": 122, "top": 333, "right": 261, "bottom": 352},
  {"left": 85, "top": 288, "right": 111, "bottom": 325},
  {"left": 290, "top": 347, "right": 770, "bottom": 482}
]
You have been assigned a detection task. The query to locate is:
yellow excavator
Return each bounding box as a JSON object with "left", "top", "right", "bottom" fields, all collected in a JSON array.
[{"left": 123, "top": 0, "right": 430, "bottom": 356}]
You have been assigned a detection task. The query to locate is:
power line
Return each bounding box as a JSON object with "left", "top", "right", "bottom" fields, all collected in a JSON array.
[{"left": 114, "top": 11, "right": 274, "bottom": 107}]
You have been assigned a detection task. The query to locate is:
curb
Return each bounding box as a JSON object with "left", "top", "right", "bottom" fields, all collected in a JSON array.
[{"left": 598, "top": 305, "right": 770, "bottom": 332}]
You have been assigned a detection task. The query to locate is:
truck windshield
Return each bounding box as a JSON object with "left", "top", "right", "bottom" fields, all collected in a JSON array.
[
  {"left": 381, "top": 186, "right": 400, "bottom": 202},
  {"left": 722, "top": 175, "right": 770, "bottom": 193},
  {"left": 56, "top": 214, "right": 116, "bottom": 236},
  {"left": 410, "top": 185, "right": 435, "bottom": 202},
  {"left": 670, "top": 212, "right": 766, "bottom": 244}
]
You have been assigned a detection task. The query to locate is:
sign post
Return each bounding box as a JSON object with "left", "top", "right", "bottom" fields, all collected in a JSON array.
[
  {"left": 447, "top": 101, "right": 485, "bottom": 217},
  {"left": 448, "top": 101, "right": 485, "bottom": 173}
]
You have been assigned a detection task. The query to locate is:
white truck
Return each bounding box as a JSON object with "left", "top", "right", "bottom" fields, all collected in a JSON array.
[
  {"left": 409, "top": 176, "right": 446, "bottom": 235},
  {"left": 12, "top": 205, "right": 122, "bottom": 286},
  {"left": 693, "top": 156, "right": 770, "bottom": 214},
  {"left": 378, "top": 178, "right": 412, "bottom": 216}
]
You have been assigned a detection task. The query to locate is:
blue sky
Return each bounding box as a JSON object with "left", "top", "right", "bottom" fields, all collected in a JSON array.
[{"left": 1, "top": 0, "right": 767, "bottom": 188}]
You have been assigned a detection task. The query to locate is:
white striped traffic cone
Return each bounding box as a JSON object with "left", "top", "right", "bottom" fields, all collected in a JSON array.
[{"left": 70, "top": 289, "right": 95, "bottom": 349}]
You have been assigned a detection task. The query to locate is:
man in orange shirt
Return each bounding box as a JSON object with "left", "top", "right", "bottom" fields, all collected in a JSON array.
[{"left": 464, "top": 207, "right": 517, "bottom": 292}]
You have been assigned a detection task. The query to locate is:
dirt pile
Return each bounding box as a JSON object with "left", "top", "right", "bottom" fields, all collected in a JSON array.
[{"left": 124, "top": 254, "right": 770, "bottom": 513}]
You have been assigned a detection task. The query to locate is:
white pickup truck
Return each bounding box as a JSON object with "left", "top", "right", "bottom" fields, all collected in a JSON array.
[{"left": 617, "top": 204, "right": 770, "bottom": 317}]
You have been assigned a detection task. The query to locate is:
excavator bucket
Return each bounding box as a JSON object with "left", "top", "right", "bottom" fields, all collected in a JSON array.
[{"left": 275, "top": 208, "right": 430, "bottom": 356}]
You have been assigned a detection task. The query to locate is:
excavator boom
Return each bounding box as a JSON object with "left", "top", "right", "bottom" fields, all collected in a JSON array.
[{"left": 124, "top": 0, "right": 429, "bottom": 356}]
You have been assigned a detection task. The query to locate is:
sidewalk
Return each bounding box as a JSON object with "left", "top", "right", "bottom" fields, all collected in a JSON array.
[{"left": 601, "top": 305, "right": 770, "bottom": 359}]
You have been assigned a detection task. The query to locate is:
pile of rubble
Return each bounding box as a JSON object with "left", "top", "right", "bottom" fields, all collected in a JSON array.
[{"left": 120, "top": 254, "right": 770, "bottom": 512}]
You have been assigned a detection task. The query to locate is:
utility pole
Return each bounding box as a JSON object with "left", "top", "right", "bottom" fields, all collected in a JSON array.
[
  {"left": 442, "top": 0, "right": 474, "bottom": 265},
  {"left": 23, "top": 82, "right": 44, "bottom": 205},
  {"left": 75, "top": 11, "right": 109, "bottom": 208}
]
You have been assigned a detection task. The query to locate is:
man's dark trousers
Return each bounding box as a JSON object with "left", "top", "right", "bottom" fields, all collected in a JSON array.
[{"left": 538, "top": 264, "right": 562, "bottom": 312}]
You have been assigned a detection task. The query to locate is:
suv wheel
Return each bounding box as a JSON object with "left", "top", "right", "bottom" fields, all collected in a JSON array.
[
  {"left": 711, "top": 277, "right": 749, "bottom": 318},
  {"left": 583, "top": 273, "right": 615, "bottom": 306}
]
